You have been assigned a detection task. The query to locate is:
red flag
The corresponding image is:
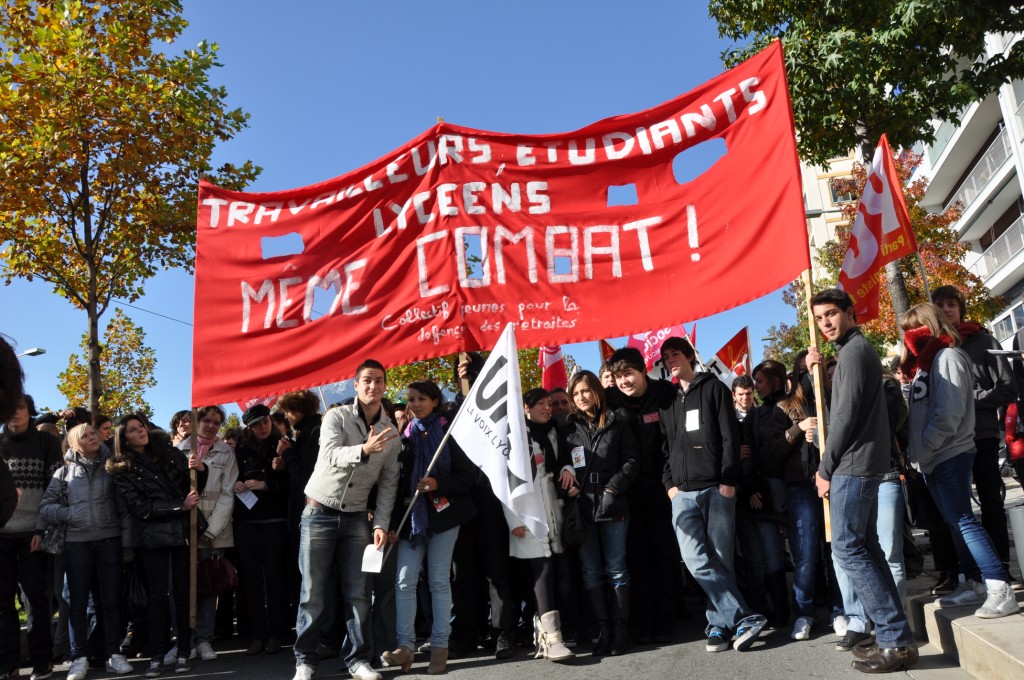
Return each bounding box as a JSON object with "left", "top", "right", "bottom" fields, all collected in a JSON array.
[
  {"left": 538, "top": 346, "right": 568, "bottom": 391},
  {"left": 598, "top": 339, "right": 616, "bottom": 362},
  {"left": 715, "top": 328, "right": 751, "bottom": 377},
  {"left": 627, "top": 324, "right": 690, "bottom": 371},
  {"left": 236, "top": 395, "right": 278, "bottom": 413},
  {"left": 687, "top": 323, "right": 697, "bottom": 348},
  {"left": 191, "top": 42, "right": 808, "bottom": 406},
  {"left": 837, "top": 135, "right": 918, "bottom": 323}
]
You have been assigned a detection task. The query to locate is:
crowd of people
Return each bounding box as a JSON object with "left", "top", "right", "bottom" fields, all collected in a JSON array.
[{"left": 0, "top": 284, "right": 1021, "bottom": 680}]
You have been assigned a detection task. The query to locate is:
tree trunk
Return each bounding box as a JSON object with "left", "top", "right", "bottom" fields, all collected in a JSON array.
[
  {"left": 81, "top": 142, "right": 102, "bottom": 414},
  {"left": 856, "top": 125, "right": 911, "bottom": 327}
]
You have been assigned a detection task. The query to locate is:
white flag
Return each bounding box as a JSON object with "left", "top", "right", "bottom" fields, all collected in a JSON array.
[{"left": 449, "top": 323, "right": 548, "bottom": 539}]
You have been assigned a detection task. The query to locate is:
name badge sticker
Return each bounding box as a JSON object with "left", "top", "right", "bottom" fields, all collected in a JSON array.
[
  {"left": 685, "top": 409, "right": 700, "bottom": 431},
  {"left": 643, "top": 412, "right": 660, "bottom": 424},
  {"left": 571, "top": 446, "right": 586, "bottom": 468}
]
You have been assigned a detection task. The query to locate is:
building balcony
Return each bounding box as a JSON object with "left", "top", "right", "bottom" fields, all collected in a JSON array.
[
  {"left": 969, "top": 213, "right": 1024, "bottom": 294},
  {"left": 943, "top": 126, "right": 1013, "bottom": 216}
]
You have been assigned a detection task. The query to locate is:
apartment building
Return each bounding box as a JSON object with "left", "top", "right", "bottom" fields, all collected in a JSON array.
[
  {"left": 802, "top": 153, "right": 857, "bottom": 281},
  {"left": 914, "top": 33, "right": 1024, "bottom": 347}
]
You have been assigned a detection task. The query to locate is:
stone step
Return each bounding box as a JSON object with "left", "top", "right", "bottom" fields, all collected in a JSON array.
[{"left": 908, "top": 591, "right": 1024, "bottom": 680}]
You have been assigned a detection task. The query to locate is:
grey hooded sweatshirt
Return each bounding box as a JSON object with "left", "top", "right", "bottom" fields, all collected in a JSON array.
[{"left": 907, "top": 347, "right": 976, "bottom": 474}]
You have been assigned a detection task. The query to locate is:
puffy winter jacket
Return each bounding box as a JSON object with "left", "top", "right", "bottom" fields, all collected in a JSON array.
[{"left": 39, "top": 448, "right": 131, "bottom": 545}]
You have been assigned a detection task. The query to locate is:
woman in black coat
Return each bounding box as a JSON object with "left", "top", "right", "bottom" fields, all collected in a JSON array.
[
  {"left": 233, "top": 407, "right": 289, "bottom": 655},
  {"left": 564, "top": 370, "right": 639, "bottom": 657},
  {"left": 108, "top": 415, "right": 205, "bottom": 679}
]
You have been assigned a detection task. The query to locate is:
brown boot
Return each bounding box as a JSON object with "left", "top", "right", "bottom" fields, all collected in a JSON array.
[
  {"left": 427, "top": 647, "right": 448, "bottom": 675},
  {"left": 381, "top": 646, "right": 414, "bottom": 673},
  {"left": 539, "top": 611, "right": 575, "bottom": 663}
]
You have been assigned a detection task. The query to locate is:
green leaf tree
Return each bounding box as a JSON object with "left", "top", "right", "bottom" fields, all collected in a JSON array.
[
  {"left": 709, "top": 0, "right": 1024, "bottom": 323},
  {"left": 0, "top": 0, "right": 259, "bottom": 412},
  {"left": 57, "top": 308, "right": 157, "bottom": 417}
]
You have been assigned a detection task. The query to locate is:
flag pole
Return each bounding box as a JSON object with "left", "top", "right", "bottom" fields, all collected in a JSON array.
[
  {"left": 801, "top": 268, "right": 832, "bottom": 542},
  {"left": 188, "top": 408, "right": 199, "bottom": 628},
  {"left": 916, "top": 253, "right": 930, "bottom": 298}
]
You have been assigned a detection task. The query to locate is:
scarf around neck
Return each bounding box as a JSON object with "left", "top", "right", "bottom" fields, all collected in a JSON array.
[
  {"left": 902, "top": 325, "right": 954, "bottom": 378},
  {"left": 408, "top": 412, "right": 451, "bottom": 543}
]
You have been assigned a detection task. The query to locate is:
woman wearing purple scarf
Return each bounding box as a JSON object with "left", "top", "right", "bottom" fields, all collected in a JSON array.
[{"left": 382, "top": 381, "right": 478, "bottom": 675}]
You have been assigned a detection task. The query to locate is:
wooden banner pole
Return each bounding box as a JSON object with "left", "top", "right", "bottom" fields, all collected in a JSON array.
[
  {"left": 189, "top": 408, "right": 199, "bottom": 628},
  {"left": 801, "top": 268, "right": 832, "bottom": 542}
]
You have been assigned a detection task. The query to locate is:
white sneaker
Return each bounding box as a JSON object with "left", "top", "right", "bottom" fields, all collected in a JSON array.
[
  {"left": 348, "top": 663, "right": 381, "bottom": 680},
  {"left": 937, "top": 580, "right": 987, "bottom": 607},
  {"left": 291, "top": 665, "right": 315, "bottom": 680},
  {"left": 163, "top": 646, "right": 197, "bottom": 665},
  {"left": 975, "top": 579, "right": 1021, "bottom": 619},
  {"left": 791, "top": 616, "right": 812, "bottom": 641},
  {"left": 106, "top": 654, "right": 133, "bottom": 675},
  {"left": 832, "top": 615, "right": 848, "bottom": 637},
  {"left": 195, "top": 642, "right": 216, "bottom": 662},
  {"left": 67, "top": 657, "right": 89, "bottom": 680}
]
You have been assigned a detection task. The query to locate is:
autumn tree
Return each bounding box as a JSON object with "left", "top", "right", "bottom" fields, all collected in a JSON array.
[
  {"left": 220, "top": 413, "right": 241, "bottom": 436},
  {"left": 0, "top": 0, "right": 259, "bottom": 413},
  {"left": 57, "top": 308, "right": 156, "bottom": 416},
  {"left": 709, "top": 0, "right": 1024, "bottom": 323},
  {"left": 764, "top": 150, "right": 1003, "bottom": 368}
]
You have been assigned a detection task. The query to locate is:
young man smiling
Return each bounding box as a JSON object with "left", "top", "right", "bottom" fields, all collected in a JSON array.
[
  {"left": 292, "top": 360, "right": 401, "bottom": 680},
  {"left": 806, "top": 289, "right": 917, "bottom": 674},
  {"left": 605, "top": 347, "right": 680, "bottom": 644},
  {"left": 658, "top": 338, "right": 766, "bottom": 653}
]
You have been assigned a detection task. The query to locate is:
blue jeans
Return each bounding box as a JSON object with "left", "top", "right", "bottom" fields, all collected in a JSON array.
[
  {"left": 670, "top": 487, "right": 753, "bottom": 636},
  {"left": 395, "top": 527, "right": 459, "bottom": 649},
  {"left": 786, "top": 483, "right": 821, "bottom": 617},
  {"left": 578, "top": 519, "right": 629, "bottom": 590},
  {"left": 65, "top": 538, "right": 122, "bottom": 660},
  {"left": 829, "top": 474, "right": 912, "bottom": 648},
  {"left": 923, "top": 451, "right": 1009, "bottom": 583},
  {"left": 294, "top": 506, "right": 373, "bottom": 671},
  {"left": 833, "top": 480, "right": 906, "bottom": 632}
]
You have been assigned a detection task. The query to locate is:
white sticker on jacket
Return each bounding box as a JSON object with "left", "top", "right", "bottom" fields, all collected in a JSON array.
[
  {"left": 571, "top": 446, "right": 586, "bottom": 468},
  {"left": 685, "top": 409, "right": 700, "bottom": 431}
]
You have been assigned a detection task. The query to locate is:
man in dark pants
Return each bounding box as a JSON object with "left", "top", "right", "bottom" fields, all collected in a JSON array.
[
  {"left": 932, "top": 286, "right": 1015, "bottom": 592},
  {"left": 0, "top": 396, "right": 60, "bottom": 680},
  {"left": 807, "top": 289, "right": 917, "bottom": 673},
  {"left": 606, "top": 347, "right": 680, "bottom": 644}
]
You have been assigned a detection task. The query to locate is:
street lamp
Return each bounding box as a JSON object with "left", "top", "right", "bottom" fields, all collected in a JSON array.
[{"left": 16, "top": 347, "right": 46, "bottom": 358}]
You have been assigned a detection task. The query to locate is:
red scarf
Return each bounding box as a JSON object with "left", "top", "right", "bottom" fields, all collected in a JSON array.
[
  {"left": 901, "top": 325, "right": 954, "bottom": 376},
  {"left": 956, "top": 321, "right": 982, "bottom": 341}
]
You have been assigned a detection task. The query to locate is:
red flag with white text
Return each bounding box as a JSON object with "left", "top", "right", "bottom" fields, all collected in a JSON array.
[
  {"left": 538, "top": 346, "right": 568, "bottom": 391},
  {"left": 191, "top": 42, "right": 808, "bottom": 406},
  {"left": 598, "top": 339, "right": 616, "bottom": 362},
  {"left": 837, "top": 135, "right": 918, "bottom": 323}
]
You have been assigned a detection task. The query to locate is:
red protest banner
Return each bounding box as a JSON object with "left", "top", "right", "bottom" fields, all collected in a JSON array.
[
  {"left": 192, "top": 42, "right": 808, "bottom": 406},
  {"left": 837, "top": 134, "right": 918, "bottom": 322}
]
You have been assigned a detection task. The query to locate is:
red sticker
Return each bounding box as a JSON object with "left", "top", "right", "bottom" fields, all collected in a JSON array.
[{"left": 643, "top": 412, "right": 661, "bottom": 424}]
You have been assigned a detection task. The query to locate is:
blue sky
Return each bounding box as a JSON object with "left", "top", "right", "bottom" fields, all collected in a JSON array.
[{"left": 6, "top": 0, "right": 798, "bottom": 428}]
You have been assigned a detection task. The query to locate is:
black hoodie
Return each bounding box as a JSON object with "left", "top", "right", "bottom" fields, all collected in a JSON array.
[
  {"left": 607, "top": 378, "right": 676, "bottom": 492},
  {"left": 659, "top": 372, "right": 740, "bottom": 491}
]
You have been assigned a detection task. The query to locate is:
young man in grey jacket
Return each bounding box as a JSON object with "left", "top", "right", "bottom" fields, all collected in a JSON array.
[
  {"left": 292, "top": 360, "right": 401, "bottom": 680},
  {"left": 806, "top": 289, "right": 917, "bottom": 674}
]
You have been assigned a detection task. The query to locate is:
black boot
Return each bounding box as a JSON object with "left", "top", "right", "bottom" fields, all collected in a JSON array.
[
  {"left": 586, "top": 588, "right": 611, "bottom": 656},
  {"left": 766, "top": 572, "right": 791, "bottom": 628},
  {"left": 609, "top": 586, "right": 631, "bottom": 656}
]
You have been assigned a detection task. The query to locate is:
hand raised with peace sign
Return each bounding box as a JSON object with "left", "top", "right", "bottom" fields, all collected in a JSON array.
[{"left": 361, "top": 424, "right": 396, "bottom": 456}]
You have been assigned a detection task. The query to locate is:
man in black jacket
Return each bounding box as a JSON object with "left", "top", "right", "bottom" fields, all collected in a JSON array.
[
  {"left": 658, "top": 337, "right": 766, "bottom": 654},
  {"left": 806, "top": 289, "right": 916, "bottom": 674},
  {"left": 606, "top": 347, "right": 681, "bottom": 644}
]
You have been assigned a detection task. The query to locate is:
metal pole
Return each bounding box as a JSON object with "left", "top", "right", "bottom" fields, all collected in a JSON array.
[{"left": 916, "top": 252, "right": 931, "bottom": 298}]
